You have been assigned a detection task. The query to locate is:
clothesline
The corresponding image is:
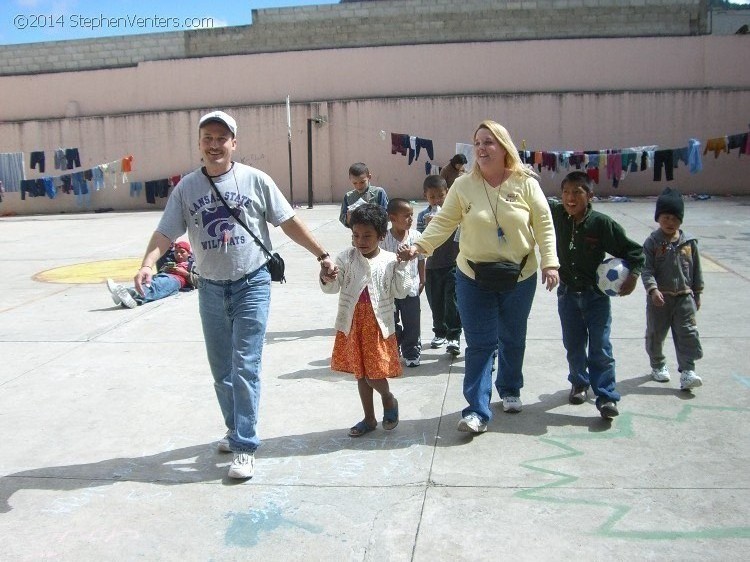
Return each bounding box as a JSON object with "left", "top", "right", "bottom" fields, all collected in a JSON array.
[{"left": 385, "top": 127, "right": 750, "bottom": 187}]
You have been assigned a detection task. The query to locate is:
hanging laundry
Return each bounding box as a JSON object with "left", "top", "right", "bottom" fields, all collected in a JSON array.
[
  {"left": 653, "top": 150, "right": 674, "bottom": 181},
  {"left": 687, "top": 139, "right": 702, "bottom": 173},
  {"left": 30, "top": 151, "right": 45, "bottom": 173},
  {"left": 703, "top": 137, "right": 728, "bottom": 158},
  {"left": 121, "top": 155, "right": 134, "bottom": 183},
  {"left": 391, "top": 133, "right": 409, "bottom": 156},
  {"left": 65, "top": 148, "right": 81, "bottom": 169},
  {"left": 91, "top": 166, "right": 105, "bottom": 190},
  {"left": 54, "top": 149, "right": 66, "bottom": 170},
  {"left": 414, "top": 137, "right": 434, "bottom": 161},
  {"left": 727, "top": 133, "right": 748, "bottom": 155},
  {"left": 586, "top": 167, "right": 600, "bottom": 185},
  {"left": 130, "top": 181, "right": 143, "bottom": 198},
  {"left": 0, "top": 152, "right": 25, "bottom": 192},
  {"left": 71, "top": 171, "right": 90, "bottom": 207},
  {"left": 606, "top": 151, "right": 622, "bottom": 187},
  {"left": 41, "top": 177, "right": 56, "bottom": 199}
]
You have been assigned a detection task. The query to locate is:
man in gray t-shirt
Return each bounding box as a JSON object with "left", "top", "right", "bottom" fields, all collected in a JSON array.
[{"left": 134, "top": 111, "right": 336, "bottom": 480}]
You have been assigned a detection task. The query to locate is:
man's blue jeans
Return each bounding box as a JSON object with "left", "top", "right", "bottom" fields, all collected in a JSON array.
[
  {"left": 557, "top": 284, "right": 620, "bottom": 404},
  {"left": 198, "top": 266, "right": 271, "bottom": 453},
  {"left": 134, "top": 273, "right": 181, "bottom": 304},
  {"left": 456, "top": 269, "right": 537, "bottom": 422}
]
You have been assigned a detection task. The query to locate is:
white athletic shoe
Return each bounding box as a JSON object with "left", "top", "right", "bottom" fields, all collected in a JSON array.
[
  {"left": 680, "top": 370, "right": 703, "bottom": 390},
  {"left": 228, "top": 452, "right": 255, "bottom": 479},
  {"left": 457, "top": 413, "right": 487, "bottom": 434},
  {"left": 651, "top": 365, "right": 670, "bottom": 382},
  {"left": 502, "top": 396, "right": 523, "bottom": 413}
]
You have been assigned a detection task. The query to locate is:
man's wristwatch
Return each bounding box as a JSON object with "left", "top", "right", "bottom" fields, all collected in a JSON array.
[{"left": 317, "top": 252, "right": 330, "bottom": 262}]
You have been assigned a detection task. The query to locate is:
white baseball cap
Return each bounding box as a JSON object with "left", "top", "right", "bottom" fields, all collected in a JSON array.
[{"left": 199, "top": 110, "right": 237, "bottom": 136}]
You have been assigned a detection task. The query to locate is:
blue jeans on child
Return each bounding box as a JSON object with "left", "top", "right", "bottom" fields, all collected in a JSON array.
[
  {"left": 456, "top": 269, "right": 537, "bottom": 423},
  {"left": 134, "top": 273, "right": 181, "bottom": 303},
  {"left": 198, "top": 265, "right": 271, "bottom": 454},
  {"left": 557, "top": 284, "right": 620, "bottom": 404}
]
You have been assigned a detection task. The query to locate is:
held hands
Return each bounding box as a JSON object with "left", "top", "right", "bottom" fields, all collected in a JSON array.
[
  {"left": 541, "top": 267, "right": 560, "bottom": 291},
  {"left": 618, "top": 274, "right": 638, "bottom": 297},
  {"left": 397, "top": 244, "right": 419, "bottom": 262},
  {"left": 319, "top": 256, "right": 338, "bottom": 284}
]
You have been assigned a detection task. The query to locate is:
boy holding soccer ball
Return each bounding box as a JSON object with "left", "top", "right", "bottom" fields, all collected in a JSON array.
[
  {"left": 641, "top": 188, "right": 703, "bottom": 391},
  {"left": 548, "top": 171, "right": 644, "bottom": 419}
]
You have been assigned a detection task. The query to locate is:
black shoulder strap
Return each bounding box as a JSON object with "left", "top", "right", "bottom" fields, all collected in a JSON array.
[{"left": 201, "top": 166, "right": 274, "bottom": 260}]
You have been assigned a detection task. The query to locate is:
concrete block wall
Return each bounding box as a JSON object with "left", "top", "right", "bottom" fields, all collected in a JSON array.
[
  {"left": 0, "top": 0, "right": 708, "bottom": 76},
  {"left": 0, "top": 33, "right": 186, "bottom": 76}
]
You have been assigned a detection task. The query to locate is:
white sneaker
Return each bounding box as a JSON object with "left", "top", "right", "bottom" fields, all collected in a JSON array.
[
  {"left": 446, "top": 340, "right": 460, "bottom": 356},
  {"left": 680, "top": 370, "right": 703, "bottom": 390},
  {"left": 217, "top": 431, "right": 232, "bottom": 453},
  {"left": 404, "top": 357, "right": 420, "bottom": 367},
  {"left": 502, "top": 396, "right": 522, "bottom": 413},
  {"left": 651, "top": 365, "right": 670, "bottom": 382},
  {"left": 430, "top": 336, "right": 446, "bottom": 348},
  {"left": 106, "top": 279, "right": 122, "bottom": 305},
  {"left": 228, "top": 452, "right": 255, "bottom": 479},
  {"left": 111, "top": 282, "right": 137, "bottom": 308},
  {"left": 457, "top": 413, "right": 487, "bottom": 434}
]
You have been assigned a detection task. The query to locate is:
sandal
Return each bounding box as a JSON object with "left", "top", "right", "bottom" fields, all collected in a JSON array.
[
  {"left": 382, "top": 398, "right": 399, "bottom": 431},
  {"left": 349, "top": 420, "right": 377, "bottom": 437}
]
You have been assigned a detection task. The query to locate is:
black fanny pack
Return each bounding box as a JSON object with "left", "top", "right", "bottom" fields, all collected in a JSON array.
[{"left": 468, "top": 255, "right": 528, "bottom": 293}]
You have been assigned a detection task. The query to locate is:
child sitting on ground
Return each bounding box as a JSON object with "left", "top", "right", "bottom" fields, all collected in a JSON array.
[
  {"left": 320, "top": 204, "right": 412, "bottom": 437},
  {"left": 107, "top": 241, "right": 198, "bottom": 308},
  {"left": 641, "top": 187, "right": 704, "bottom": 390}
]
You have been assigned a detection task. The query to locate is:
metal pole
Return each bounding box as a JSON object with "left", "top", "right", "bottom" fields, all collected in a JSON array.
[
  {"left": 286, "top": 96, "right": 294, "bottom": 205},
  {"left": 307, "top": 118, "right": 314, "bottom": 209},
  {"left": 287, "top": 136, "right": 294, "bottom": 206}
]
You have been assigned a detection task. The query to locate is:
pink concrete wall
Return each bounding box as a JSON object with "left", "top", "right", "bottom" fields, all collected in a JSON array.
[{"left": 1, "top": 36, "right": 748, "bottom": 215}]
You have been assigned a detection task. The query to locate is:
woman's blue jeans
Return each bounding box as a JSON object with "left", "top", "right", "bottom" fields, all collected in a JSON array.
[
  {"left": 456, "top": 269, "right": 537, "bottom": 422},
  {"left": 198, "top": 266, "right": 271, "bottom": 453},
  {"left": 557, "top": 284, "right": 620, "bottom": 404}
]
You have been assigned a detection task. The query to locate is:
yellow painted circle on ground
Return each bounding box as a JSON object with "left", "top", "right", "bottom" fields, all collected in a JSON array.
[{"left": 34, "top": 258, "right": 142, "bottom": 284}]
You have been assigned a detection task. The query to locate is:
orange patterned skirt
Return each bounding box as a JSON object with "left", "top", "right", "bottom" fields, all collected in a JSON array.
[{"left": 331, "top": 300, "right": 402, "bottom": 380}]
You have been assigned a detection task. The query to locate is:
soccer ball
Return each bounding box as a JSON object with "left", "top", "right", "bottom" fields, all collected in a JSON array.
[{"left": 596, "top": 257, "right": 630, "bottom": 296}]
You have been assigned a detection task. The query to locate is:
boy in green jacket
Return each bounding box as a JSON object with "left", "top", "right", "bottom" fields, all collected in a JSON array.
[{"left": 549, "top": 171, "right": 644, "bottom": 419}]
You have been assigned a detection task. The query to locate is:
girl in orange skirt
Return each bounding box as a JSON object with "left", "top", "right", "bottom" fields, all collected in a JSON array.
[{"left": 320, "top": 204, "right": 413, "bottom": 436}]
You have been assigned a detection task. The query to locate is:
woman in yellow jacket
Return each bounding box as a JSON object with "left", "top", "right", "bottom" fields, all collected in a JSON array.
[{"left": 399, "top": 120, "right": 559, "bottom": 433}]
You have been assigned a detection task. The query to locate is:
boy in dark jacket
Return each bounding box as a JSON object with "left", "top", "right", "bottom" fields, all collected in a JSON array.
[
  {"left": 641, "top": 187, "right": 703, "bottom": 391},
  {"left": 549, "top": 171, "right": 645, "bottom": 419}
]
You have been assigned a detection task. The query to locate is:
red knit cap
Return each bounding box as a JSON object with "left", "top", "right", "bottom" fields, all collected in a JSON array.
[{"left": 174, "top": 241, "right": 191, "bottom": 253}]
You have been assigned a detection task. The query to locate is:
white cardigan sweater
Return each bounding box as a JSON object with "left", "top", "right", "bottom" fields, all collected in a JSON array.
[{"left": 320, "top": 246, "right": 412, "bottom": 338}]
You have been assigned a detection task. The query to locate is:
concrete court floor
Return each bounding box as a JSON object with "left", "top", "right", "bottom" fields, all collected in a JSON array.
[{"left": 0, "top": 198, "right": 749, "bottom": 561}]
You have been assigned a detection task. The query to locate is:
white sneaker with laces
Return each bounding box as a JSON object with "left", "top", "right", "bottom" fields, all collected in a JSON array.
[
  {"left": 502, "top": 396, "right": 523, "bottom": 413},
  {"left": 680, "top": 370, "right": 703, "bottom": 390},
  {"left": 446, "top": 340, "right": 460, "bottom": 356},
  {"left": 217, "top": 431, "right": 232, "bottom": 453},
  {"left": 106, "top": 279, "right": 122, "bottom": 305},
  {"left": 430, "top": 336, "right": 446, "bottom": 348},
  {"left": 228, "top": 452, "right": 255, "bottom": 479},
  {"left": 457, "top": 413, "right": 487, "bottom": 434},
  {"left": 404, "top": 357, "right": 420, "bottom": 367},
  {"left": 113, "top": 283, "right": 137, "bottom": 308},
  {"left": 651, "top": 365, "right": 670, "bottom": 382}
]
